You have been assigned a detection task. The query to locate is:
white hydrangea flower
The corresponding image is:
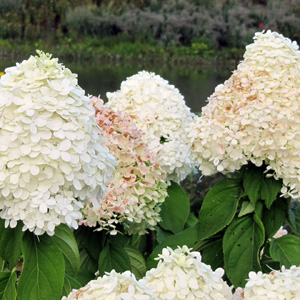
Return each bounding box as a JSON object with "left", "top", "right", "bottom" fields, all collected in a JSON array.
[
  {"left": 187, "top": 30, "right": 300, "bottom": 198},
  {"left": 141, "top": 245, "right": 232, "bottom": 300},
  {"left": 62, "top": 270, "right": 158, "bottom": 300},
  {"left": 244, "top": 266, "right": 300, "bottom": 299},
  {"left": 273, "top": 226, "right": 288, "bottom": 239},
  {"left": 107, "top": 71, "right": 196, "bottom": 182},
  {"left": 0, "top": 51, "right": 117, "bottom": 235}
]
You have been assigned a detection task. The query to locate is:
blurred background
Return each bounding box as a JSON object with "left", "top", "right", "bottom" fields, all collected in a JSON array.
[{"left": 0, "top": 0, "right": 299, "bottom": 112}]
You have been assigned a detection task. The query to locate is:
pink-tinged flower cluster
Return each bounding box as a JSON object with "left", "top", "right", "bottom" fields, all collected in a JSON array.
[
  {"left": 244, "top": 266, "right": 300, "bottom": 299},
  {"left": 0, "top": 51, "right": 117, "bottom": 235},
  {"left": 142, "top": 246, "right": 233, "bottom": 300},
  {"left": 81, "top": 98, "right": 168, "bottom": 235},
  {"left": 188, "top": 30, "right": 300, "bottom": 198},
  {"left": 107, "top": 71, "right": 196, "bottom": 182},
  {"left": 62, "top": 270, "right": 158, "bottom": 300}
]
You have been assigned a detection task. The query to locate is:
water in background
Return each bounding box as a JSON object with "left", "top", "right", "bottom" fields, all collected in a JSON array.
[{"left": 0, "top": 58, "right": 235, "bottom": 113}]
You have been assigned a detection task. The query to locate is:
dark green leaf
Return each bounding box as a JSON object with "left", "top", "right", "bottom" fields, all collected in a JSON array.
[
  {"left": 0, "top": 271, "right": 17, "bottom": 300},
  {"left": 288, "top": 207, "right": 300, "bottom": 237},
  {"left": 17, "top": 232, "right": 65, "bottom": 300},
  {"left": 75, "top": 226, "right": 104, "bottom": 260},
  {"left": 156, "top": 226, "right": 172, "bottom": 244},
  {"left": 62, "top": 277, "right": 72, "bottom": 297},
  {"left": 147, "top": 224, "right": 199, "bottom": 269},
  {"left": 51, "top": 224, "right": 80, "bottom": 276},
  {"left": 198, "top": 178, "right": 242, "bottom": 240},
  {"left": 201, "top": 238, "right": 224, "bottom": 271},
  {"left": 79, "top": 248, "right": 98, "bottom": 275},
  {"left": 65, "top": 272, "right": 94, "bottom": 290},
  {"left": 270, "top": 235, "right": 300, "bottom": 268},
  {"left": 223, "top": 214, "right": 265, "bottom": 287},
  {"left": 184, "top": 213, "right": 198, "bottom": 229},
  {"left": 159, "top": 181, "right": 190, "bottom": 234},
  {"left": 243, "top": 165, "right": 263, "bottom": 205},
  {"left": 261, "top": 176, "right": 282, "bottom": 209},
  {"left": 262, "top": 198, "right": 287, "bottom": 239},
  {"left": 98, "top": 242, "right": 131, "bottom": 276},
  {"left": 0, "top": 272, "right": 10, "bottom": 299},
  {"left": 124, "top": 247, "right": 147, "bottom": 279},
  {"left": 0, "top": 220, "right": 24, "bottom": 269}
]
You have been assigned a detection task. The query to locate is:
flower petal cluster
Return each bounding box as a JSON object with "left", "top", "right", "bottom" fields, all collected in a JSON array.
[
  {"left": 187, "top": 30, "right": 300, "bottom": 197},
  {"left": 142, "top": 245, "right": 232, "bottom": 300},
  {"left": 244, "top": 266, "right": 300, "bottom": 299},
  {"left": 62, "top": 270, "right": 158, "bottom": 300},
  {"left": 107, "top": 71, "right": 196, "bottom": 182},
  {"left": 0, "top": 51, "right": 116, "bottom": 235},
  {"left": 81, "top": 98, "right": 168, "bottom": 235}
]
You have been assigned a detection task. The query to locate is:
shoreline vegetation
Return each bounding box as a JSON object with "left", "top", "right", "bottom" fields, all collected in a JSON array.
[{"left": 0, "top": 0, "right": 299, "bottom": 67}]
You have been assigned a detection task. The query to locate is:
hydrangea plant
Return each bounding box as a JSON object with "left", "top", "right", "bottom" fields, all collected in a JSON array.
[
  {"left": 188, "top": 30, "right": 300, "bottom": 198},
  {"left": 0, "top": 51, "right": 117, "bottom": 235},
  {"left": 107, "top": 71, "right": 195, "bottom": 182},
  {"left": 81, "top": 97, "right": 168, "bottom": 235}
]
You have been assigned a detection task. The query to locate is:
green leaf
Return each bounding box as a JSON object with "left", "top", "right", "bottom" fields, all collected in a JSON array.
[
  {"left": 0, "top": 272, "right": 10, "bottom": 299},
  {"left": 223, "top": 214, "right": 265, "bottom": 287},
  {"left": 65, "top": 272, "right": 93, "bottom": 290},
  {"left": 184, "top": 213, "right": 198, "bottom": 229},
  {"left": 262, "top": 198, "right": 287, "bottom": 239},
  {"left": 147, "top": 224, "right": 199, "bottom": 269},
  {"left": 238, "top": 201, "right": 254, "bottom": 217},
  {"left": 198, "top": 178, "right": 242, "bottom": 240},
  {"left": 0, "top": 271, "right": 17, "bottom": 300},
  {"left": 159, "top": 181, "right": 190, "bottom": 234},
  {"left": 288, "top": 207, "right": 300, "bottom": 236},
  {"left": 51, "top": 224, "right": 80, "bottom": 276},
  {"left": 62, "top": 277, "right": 72, "bottom": 297},
  {"left": 79, "top": 248, "right": 98, "bottom": 275},
  {"left": 17, "top": 232, "right": 65, "bottom": 300},
  {"left": 260, "top": 176, "right": 282, "bottom": 209},
  {"left": 0, "top": 220, "right": 24, "bottom": 269},
  {"left": 98, "top": 242, "right": 131, "bottom": 276},
  {"left": 243, "top": 165, "right": 263, "bottom": 205},
  {"left": 156, "top": 226, "right": 172, "bottom": 244},
  {"left": 124, "top": 247, "right": 147, "bottom": 279},
  {"left": 270, "top": 235, "right": 300, "bottom": 268},
  {"left": 201, "top": 238, "right": 224, "bottom": 271}
]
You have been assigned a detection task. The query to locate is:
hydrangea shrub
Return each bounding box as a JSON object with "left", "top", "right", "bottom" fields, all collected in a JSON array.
[
  {"left": 107, "top": 71, "right": 195, "bottom": 182},
  {"left": 0, "top": 51, "right": 117, "bottom": 235},
  {"left": 188, "top": 30, "right": 300, "bottom": 198},
  {"left": 81, "top": 97, "right": 168, "bottom": 235}
]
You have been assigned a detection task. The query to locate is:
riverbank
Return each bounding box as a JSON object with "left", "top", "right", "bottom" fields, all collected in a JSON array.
[{"left": 0, "top": 37, "right": 243, "bottom": 67}]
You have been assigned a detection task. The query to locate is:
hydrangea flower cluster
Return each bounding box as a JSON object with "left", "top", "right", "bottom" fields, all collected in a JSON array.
[
  {"left": 0, "top": 51, "right": 116, "bottom": 235},
  {"left": 81, "top": 98, "right": 168, "bottom": 235},
  {"left": 107, "top": 71, "right": 195, "bottom": 182},
  {"left": 244, "top": 266, "right": 300, "bottom": 299},
  {"left": 187, "top": 30, "right": 300, "bottom": 197},
  {"left": 62, "top": 270, "right": 158, "bottom": 300},
  {"left": 142, "top": 246, "right": 232, "bottom": 300}
]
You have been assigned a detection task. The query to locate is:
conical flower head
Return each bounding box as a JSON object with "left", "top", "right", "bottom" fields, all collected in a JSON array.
[
  {"left": 0, "top": 51, "right": 117, "bottom": 235},
  {"left": 188, "top": 31, "right": 300, "bottom": 198},
  {"left": 142, "top": 246, "right": 232, "bottom": 300},
  {"left": 81, "top": 97, "right": 168, "bottom": 235},
  {"left": 107, "top": 71, "right": 196, "bottom": 182},
  {"left": 62, "top": 270, "right": 158, "bottom": 300}
]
